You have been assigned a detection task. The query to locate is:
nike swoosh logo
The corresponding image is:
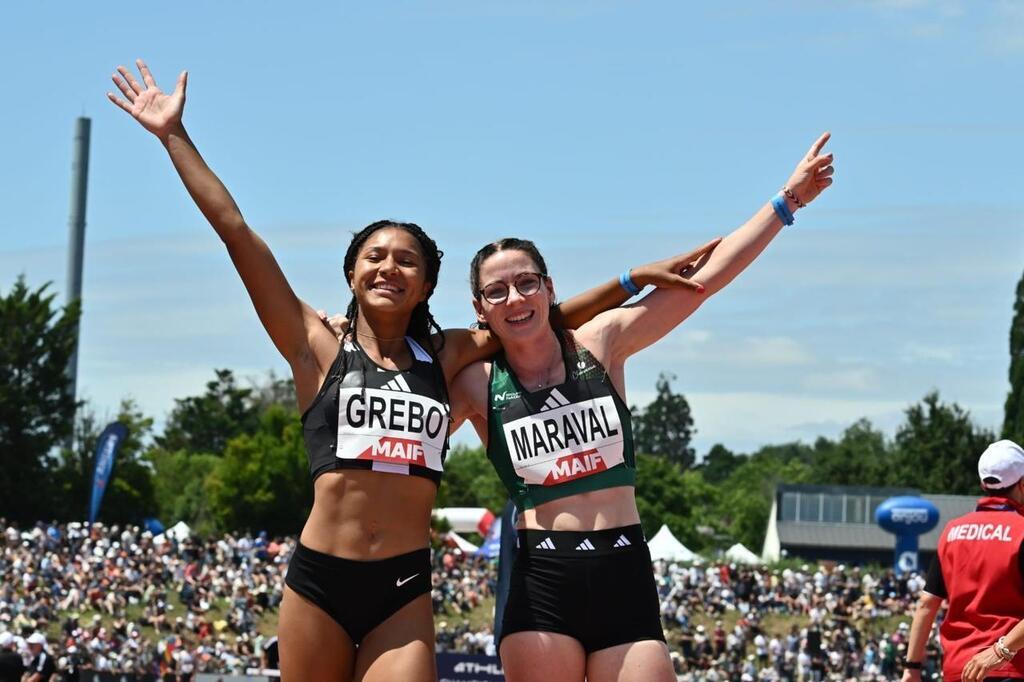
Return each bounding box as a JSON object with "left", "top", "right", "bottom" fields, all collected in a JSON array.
[{"left": 395, "top": 573, "right": 419, "bottom": 587}]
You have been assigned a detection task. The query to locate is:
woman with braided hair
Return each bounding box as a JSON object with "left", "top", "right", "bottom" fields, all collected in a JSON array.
[{"left": 107, "top": 60, "right": 716, "bottom": 681}]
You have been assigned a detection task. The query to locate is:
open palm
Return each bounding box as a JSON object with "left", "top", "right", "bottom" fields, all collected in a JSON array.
[{"left": 107, "top": 59, "right": 187, "bottom": 139}]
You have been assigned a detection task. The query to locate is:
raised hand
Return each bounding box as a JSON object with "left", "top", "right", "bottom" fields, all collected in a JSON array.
[
  {"left": 782, "top": 132, "right": 835, "bottom": 208},
  {"left": 631, "top": 237, "right": 723, "bottom": 293},
  {"left": 107, "top": 59, "right": 187, "bottom": 140}
]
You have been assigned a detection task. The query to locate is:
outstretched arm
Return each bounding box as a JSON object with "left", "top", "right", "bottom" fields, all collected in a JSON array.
[
  {"left": 551, "top": 238, "right": 721, "bottom": 329},
  {"left": 108, "top": 60, "right": 337, "bottom": 403},
  {"left": 435, "top": 239, "right": 722, "bottom": 381},
  {"left": 597, "top": 132, "right": 835, "bottom": 361}
]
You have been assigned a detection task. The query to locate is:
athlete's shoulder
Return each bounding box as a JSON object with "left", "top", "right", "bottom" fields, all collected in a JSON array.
[{"left": 451, "top": 360, "right": 491, "bottom": 405}]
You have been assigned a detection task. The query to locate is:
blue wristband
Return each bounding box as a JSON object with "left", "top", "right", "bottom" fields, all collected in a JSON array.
[
  {"left": 771, "top": 193, "right": 795, "bottom": 226},
  {"left": 619, "top": 271, "right": 641, "bottom": 296}
]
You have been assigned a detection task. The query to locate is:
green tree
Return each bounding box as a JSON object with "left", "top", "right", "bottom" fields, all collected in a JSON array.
[
  {"left": 436, "top": 445, "right": 508, "bottom": 514},
  {"left": 148, "top": 449, "right": 220, "bottom": 533},
  {"left": 157, "top": 369, "right": 261, "bottom": 455},
  {"left": 0, "top": 277, "right": 80, "bottom": 521},
  {"left": 52, "top": 399, "right": 158, "bottom": 524},
  {"left": 1004, "top": 270, "right": 1024, "bottom": 444},
  {"left": 249, "top": 370, "right": 297, "bottom": 415},
  {"left": 205, "top": 404, "right": 311, "bottom": 535},
  {"left": 894, "top": 391, "right": 995, "bottom": 495},
  {"left": 808, "top": 419, "right": 893, "bottom": 487},
  {"left": 634, "top": 454, "right": 721, "bottom": 551},
  {"left": 631, "top": 372, "right": 696, "bottom": 468},
  {"left": 715, "top": 444, "right": 814, "bottom": 549},
  {"left": 698, "top": 443, "right": 741, "bottom": 484}
]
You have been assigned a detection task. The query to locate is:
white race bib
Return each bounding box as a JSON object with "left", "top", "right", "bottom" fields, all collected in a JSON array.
[
  {"left": 336, "top": 387, "right": 447, "bottom": 474},
  {"left": 501, "top": 391, "right": 624, "bottom": 486}
]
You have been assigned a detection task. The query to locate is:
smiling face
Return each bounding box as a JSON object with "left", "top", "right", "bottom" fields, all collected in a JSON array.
[
  {"left": 473, "top": 249, "right": 555, "bottom": 340},
  {"left": 348, "top": 227, "right": 432, "bottom": 316}
]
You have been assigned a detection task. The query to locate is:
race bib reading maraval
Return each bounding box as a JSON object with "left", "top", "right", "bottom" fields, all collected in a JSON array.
[{"left": 500, "top": 388, "right": 625, "bottom": 486}]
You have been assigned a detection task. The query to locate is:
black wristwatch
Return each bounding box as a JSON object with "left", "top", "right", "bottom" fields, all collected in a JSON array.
[{"left": 903, "top": 659, "right": 923, "bottom": 670}]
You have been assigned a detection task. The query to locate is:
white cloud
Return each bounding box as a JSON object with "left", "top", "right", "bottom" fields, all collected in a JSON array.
[
  {"left": 685, "top": 391, "right": 908, "bottom": 454},
  {"left": 653, "top": 330, "right": 815, "bottom": 368},
  {"left": 801, "top": 368, "right": 880, "bottom": 392},
  {"left": 901, "top": 342, "right": 959, "bottom": 365},
  {"left": 988, "top": 0, "right": 1024, "bottom": 53}
]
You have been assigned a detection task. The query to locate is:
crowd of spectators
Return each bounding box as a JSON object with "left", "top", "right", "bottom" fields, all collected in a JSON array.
[
  {"left": 2, "top": 519, "right": 939, "bottom": 680},
  {"left": 1, "top": 519, "right": 289, "bottom": 679},
  {"left": 654, "top": 561, "right": 940, "bottom": 680}
]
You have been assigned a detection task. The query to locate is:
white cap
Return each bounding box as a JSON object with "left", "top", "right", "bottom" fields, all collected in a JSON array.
[
  {"left": 0, "top": 632, "right": 12, "bottom": 648},
  {"left": 27, "top": 632, "right": 46, "bottom": 646},
  {"left": 978, "top": 440, "right": 1024, "bottom": 489}
]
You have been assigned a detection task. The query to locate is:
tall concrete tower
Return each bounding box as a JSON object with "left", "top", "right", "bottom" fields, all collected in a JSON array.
[{"left": 65, "top": 116, "right": 91, "bottom": 405}]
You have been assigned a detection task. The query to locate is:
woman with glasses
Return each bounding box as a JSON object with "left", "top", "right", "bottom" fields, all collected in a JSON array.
[
  {"left": 107, "top": 59, "right": 722, "bottom": 682},
  {"left": 450, "top": 133, "right": 835, "bottom": 682}
]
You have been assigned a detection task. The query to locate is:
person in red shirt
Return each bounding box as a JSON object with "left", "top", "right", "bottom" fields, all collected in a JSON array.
[{"left": 903, "top": 440, "right": 1024, "bottom": 682}]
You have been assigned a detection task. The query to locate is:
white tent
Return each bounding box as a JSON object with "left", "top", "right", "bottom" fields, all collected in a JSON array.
[
  {"left": 647, "top": 525, "right": 699, "bottom": 563},
  {"left": 725, "top": 543, "right": 762, "bottom": 566},
  {"left": 167, "top": 521, "right": 191, "bottom": 541},
  {"left": 433, "top": 507, "right": 496, "bottom": 535},
  {"left": 154, "top": 521, "right": 192, "bottom": 545},
  {"left": 445, "top": 530, "right": 479, "bottom": 554}
]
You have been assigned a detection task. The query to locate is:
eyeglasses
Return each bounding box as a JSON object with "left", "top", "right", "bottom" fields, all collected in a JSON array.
[{"left": 478, "top": 272, "right": 546, "bottom": 305}]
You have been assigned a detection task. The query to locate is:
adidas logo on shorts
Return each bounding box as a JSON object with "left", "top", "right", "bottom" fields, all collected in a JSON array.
[
  {"left": 536, "top": 537, "right": 556, "bottom": 550},
  {"left": 575, "top": 538, "right": 596, "bottom": 551},
  {"left": 540, "top": 388, "right": 570, "bottom": 412},
  {"left": 381, "top": 375, "right": 411, "bottom": 392},
  {"left": 612, "top": 534, "right": 632, "bottom": 548}
]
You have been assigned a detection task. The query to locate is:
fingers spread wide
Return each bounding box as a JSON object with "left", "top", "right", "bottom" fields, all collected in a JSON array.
[
  {"left": 116, "top": 65, "right": 143, "bottom": 94},
  {"left": 136, "top": 59, "right": 157, "bottom": 89},
  {"left": 106, "top": 92, "right": 133, "bottom": 114}
]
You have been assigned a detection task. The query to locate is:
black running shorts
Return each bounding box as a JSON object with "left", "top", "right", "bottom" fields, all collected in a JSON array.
[
  {"left": 500, "top": 524, "right": 665, "bottom": 654},
  {"left": 285, "top": 542, "right": 431, "bottom": 645}
]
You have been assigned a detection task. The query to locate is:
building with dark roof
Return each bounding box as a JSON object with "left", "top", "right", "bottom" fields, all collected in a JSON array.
[{"left": 761, "top": 483, "right": 977, "bottom": 565}]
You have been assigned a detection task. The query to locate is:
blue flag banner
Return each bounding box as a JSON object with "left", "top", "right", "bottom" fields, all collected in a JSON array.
[{"left": 88, "top": 422, "right": 128, "bottom": 524}]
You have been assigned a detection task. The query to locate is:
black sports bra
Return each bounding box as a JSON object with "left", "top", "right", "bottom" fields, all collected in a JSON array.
[{"left": 301, "top": 337, "right": 450, "bottom": 484}]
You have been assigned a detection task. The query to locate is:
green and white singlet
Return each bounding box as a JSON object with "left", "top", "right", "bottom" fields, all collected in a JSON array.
[{"left": 486, "top": 331, "right": 636, "bottom": 510}]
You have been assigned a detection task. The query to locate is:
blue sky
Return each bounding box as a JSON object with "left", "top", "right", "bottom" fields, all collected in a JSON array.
[{"left": 2, "top": 1, "right": 1021, "bottom": 455}]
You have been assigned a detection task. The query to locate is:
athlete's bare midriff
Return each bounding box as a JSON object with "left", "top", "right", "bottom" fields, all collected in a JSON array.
[
  {"left": 300, "top": 469, "right": 435, "bottom": 560},
  {"left": 518, "top": 485, "right": 641, "bottom": 532}
]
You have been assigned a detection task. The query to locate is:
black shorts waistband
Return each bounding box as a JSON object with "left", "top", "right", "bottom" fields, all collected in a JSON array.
[
  {"left": 517, "top": 524, "right": 646, "bottom": 557},
  {"left": 291, "top": 541, "right": 430, "bottom": 567}
]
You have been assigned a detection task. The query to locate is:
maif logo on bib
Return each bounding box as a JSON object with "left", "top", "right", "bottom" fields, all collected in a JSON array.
[
  {"left": 336, "top": 387, "right": 447, "bottom": 473},
  {"left": 501, "top": 390, "right": 625, "bottom": 486}
]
